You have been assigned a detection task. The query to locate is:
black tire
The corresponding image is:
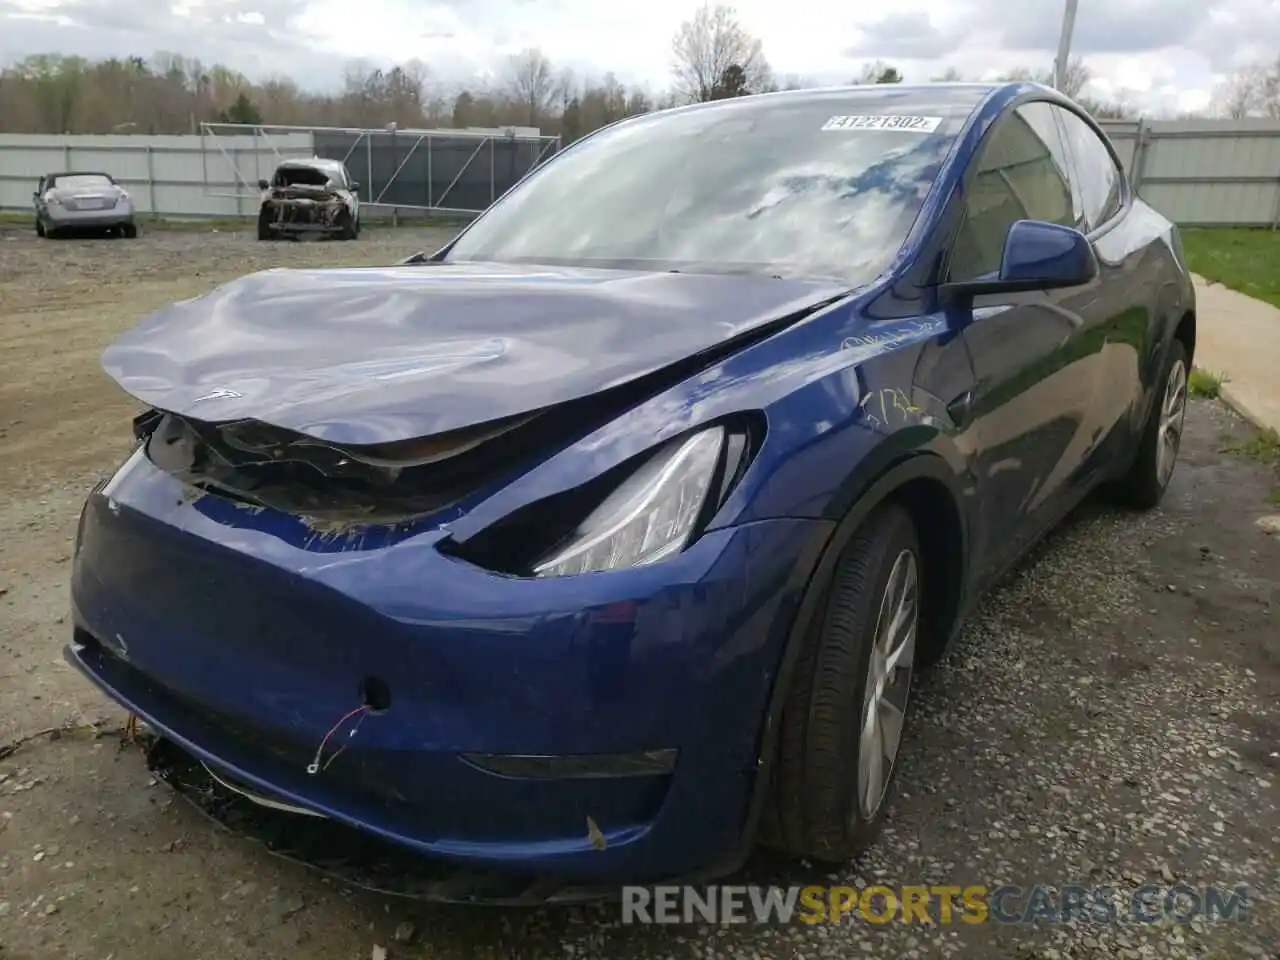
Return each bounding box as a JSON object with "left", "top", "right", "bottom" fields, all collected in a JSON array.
[
  {"left": 257, "top": 214, "right": 273, "bottom": 241},
  {"left": 760, "top": 502, "right": 922, "bottom": 863},
  {"left": 336, "top": 209, "right": 357, "bottom": 241},
  {"left": 1113, "top": 340, "right": 1188, "bottom": 510},
  {"left": 122, "top": 223, "right": 138, "bottom": 239},
  {"left": 35, "top": 218, "right": 46, "bottom": 238}
]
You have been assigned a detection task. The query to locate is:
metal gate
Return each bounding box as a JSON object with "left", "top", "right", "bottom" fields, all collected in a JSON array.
[{"left": 200, "top": 122, "right": 560, "bottom": 216}]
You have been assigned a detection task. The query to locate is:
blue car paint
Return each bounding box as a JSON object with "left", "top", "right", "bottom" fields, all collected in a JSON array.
[
  {"left": 67, "top": 81, "right": 1195, "bottom": 893},
  {"left": 101, "top": 263, "right": 850, "bottom": 445}
]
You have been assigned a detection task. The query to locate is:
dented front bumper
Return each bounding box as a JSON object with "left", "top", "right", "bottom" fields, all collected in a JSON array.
[
  {"left": 67, "top": 449, "right": 826, "bottom": 887},
  {"left": 261, "top": 196, "right": 346, "bottom": 232}
]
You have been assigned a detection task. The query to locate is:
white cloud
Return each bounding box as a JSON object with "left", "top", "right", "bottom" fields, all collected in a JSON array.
[{"left": 2, "top": 0, "right": 1278, "bottom": 114}]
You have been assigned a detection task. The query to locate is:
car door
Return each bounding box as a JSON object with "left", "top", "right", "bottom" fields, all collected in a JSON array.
[
  {"left": 945, "top": 100, "right": 1111, "bottom": 584},
  {"left": 1053, "top": 106, "right": 1156, "bottom": 463}
]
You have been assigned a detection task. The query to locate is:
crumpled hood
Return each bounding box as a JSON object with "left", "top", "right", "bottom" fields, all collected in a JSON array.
[{"left": 101, "top": 261, "right": 849, "bottom": 446}]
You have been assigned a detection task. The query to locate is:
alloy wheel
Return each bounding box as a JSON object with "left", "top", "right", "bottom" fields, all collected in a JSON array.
[
  {"left": 856, "top": 548, "right": 919, "bottom": 821},
  {"left": 1156, "top": 358, "right": 1188, "bottom": 488}
]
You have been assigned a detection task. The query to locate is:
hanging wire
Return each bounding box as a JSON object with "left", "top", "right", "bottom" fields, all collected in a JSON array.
[{"left": 306, "top": 704, "right": 371, "bottom": 775}]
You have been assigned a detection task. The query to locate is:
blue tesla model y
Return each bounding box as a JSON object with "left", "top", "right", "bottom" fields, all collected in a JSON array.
[{"left": 68, "top": 81, "right": 1195, "bottom": 901}]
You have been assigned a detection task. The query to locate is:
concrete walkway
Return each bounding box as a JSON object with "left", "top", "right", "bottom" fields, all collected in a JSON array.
[{"left": 1192, "top": 274, "right": 1280, "bottom": 433}]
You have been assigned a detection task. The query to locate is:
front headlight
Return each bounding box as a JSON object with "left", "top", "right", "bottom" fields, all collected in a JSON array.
[
  {"left": 443, "top": 416, "right": 759, "bottom": 578},
  {"left": 532, "top": 427, "right": 724, "bottom": 578}
]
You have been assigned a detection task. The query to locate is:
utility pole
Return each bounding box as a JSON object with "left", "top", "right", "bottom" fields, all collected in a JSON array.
[{"left": 1054, "top": 0, "right": 1079, "bottom": 92}]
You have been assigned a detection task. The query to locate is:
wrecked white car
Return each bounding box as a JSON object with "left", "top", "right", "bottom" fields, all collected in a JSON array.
[{"left": 256, "top": 158, "right": 361, "bottom": 241}]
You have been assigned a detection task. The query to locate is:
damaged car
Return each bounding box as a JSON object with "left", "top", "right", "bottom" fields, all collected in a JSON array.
[
  {"left": 256, "top": 157, "right": 360, "bottom": 241},
  {"left": 68, "top": 82, "right": 1195, "bottom": 903}
]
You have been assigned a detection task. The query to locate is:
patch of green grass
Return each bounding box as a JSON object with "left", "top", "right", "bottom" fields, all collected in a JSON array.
[
  {"left": 1225, "top": 427, "right": 1280, "bottom": 465},
  {"left": 1179, "top": 227, "right": 1280, "bottom": 309},
  {"left": 1187, "top": 367, "right": 1226, "bottom": 399},
  {"left": 1265, "top": 486, "right": 1280, "bottom": 506}
]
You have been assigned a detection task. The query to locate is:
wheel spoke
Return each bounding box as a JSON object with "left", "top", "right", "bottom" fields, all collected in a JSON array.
[
  {"left": 859, "top": 711, "right": 884, "bottom": 815},
  {"left": 878, "top": 696, "right": 905, "bottom": 757},
  {"left": 861, "top": 677, "right": 880, "bottom": 739},
  {"left": 1155, "top": 359, "right": 1187, "bottom": 486},
  {"left": 885, "top": 625, "right": 917, "bottom": 677},
  {"left": 882, "top": 559, "right": 917, "bottom": 674}
]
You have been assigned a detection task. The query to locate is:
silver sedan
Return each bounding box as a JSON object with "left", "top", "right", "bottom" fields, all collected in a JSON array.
[{"left": 34, "top": 172, "right": 138, "bottom": 239}]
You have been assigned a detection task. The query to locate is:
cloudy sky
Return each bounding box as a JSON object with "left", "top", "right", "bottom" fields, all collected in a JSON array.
[{"left": 3, "top": 0, "right": 1279, "bottom": 115}]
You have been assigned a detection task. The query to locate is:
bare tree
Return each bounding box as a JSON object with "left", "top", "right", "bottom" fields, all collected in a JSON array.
[
  {"left": 670, "top": 3, "right": 772, "bottom": 103},
  {"left": 852, "top": 60, "right": 903, "bottom": 84},
  {"left": 931, "top": 66, "right": 965, "bottom": 82},
  {"left": 999, "top": 57, "right": 1091, "bottom": 99},
  {"left": 1212, "top": 60, "right": 1280, "bottom": 118},
  {"left": 995, "top": 58, "right": 1139, "bottom": 118},
  {"left": 505, "top": 47, "right": 560, "bottom": 127}
]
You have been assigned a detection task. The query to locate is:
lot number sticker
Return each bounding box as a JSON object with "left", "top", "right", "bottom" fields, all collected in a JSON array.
[{"left": 821, "top": 115, "right": 943, "bottom": 133}]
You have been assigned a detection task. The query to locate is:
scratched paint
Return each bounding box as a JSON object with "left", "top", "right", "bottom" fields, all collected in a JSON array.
[
  {"left": 839, "top": 317, "right": 942, "bottom": 359},
  {"left": 857, "top": 388, "right": 926, "bottom": 430}
]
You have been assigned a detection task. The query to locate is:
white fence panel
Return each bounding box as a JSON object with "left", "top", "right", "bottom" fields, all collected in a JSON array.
[
  {"left": 3, "top": 119, "right": 1280, "bottom": 226},
  {"left": 0, "top": 133, "right": 314, "bottom": 217}
]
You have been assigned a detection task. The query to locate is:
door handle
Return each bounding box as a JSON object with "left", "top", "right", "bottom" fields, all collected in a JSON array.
[{"left": 947, "top": 390, "right": 974, "bottom": 428}]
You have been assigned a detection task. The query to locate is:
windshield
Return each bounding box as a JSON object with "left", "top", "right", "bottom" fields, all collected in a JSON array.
[
  {"left": 51, "top": 174, "right": 114, "bottom": 190},
  {"left": 276, "top": 165, "right": 338, "bottom": 188},
  {"left": 443, "top": 87, "right": 988, "bottom": 284}
]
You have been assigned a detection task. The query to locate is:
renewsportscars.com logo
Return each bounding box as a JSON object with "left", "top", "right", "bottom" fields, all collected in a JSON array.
[{"left": 619, "top": 884, "right": 1252, "bottom": 925}]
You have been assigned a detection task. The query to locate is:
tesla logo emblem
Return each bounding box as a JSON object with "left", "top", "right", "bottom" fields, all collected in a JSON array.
[{"left": 192, "top": 388, "right": 242, "bottom": 403}]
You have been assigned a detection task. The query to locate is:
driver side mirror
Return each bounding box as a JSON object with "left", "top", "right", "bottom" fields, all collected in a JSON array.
[
  {"left": 942, "top": 220, "right": 1098, "bottom": 301},
  {"left": 257, "top": 179, "right": 269, "bottom": 190}
]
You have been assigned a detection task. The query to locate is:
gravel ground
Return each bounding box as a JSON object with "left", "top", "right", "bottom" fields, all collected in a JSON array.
[{"left": 1, "top": 227, "right": 1278, "bottom": 960}]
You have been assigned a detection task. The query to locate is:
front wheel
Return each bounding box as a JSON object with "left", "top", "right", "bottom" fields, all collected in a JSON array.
[
  {"left": 121, "top": 223, "right": 138, "bottom": 239},
  {"left": 1114, "top": 340, "right": 1188, "bottom": 509},
  {"left": 760, "top": 502, "right": 921, "bottom": 863}
]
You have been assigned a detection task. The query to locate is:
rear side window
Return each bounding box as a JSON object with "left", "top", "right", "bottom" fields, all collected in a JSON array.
[
  {"left": 948, "top": 104, "right": 1076, "bottom": 281},
  {"left": 1056, "top": 109, "right": 1124, "bottom": 231}
]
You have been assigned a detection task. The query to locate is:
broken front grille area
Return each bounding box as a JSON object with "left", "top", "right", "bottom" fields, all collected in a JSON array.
[
  {"left": 127, "top": 348, "right": 745, "bottom": 531},
  {"left": 136, "top": 408, "right": 545, "bottom": 526},
  {"left": 267, "top": 192, "right": 341, "bottom": 226}
]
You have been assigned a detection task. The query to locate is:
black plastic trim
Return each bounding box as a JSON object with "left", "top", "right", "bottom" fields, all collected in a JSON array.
[{"left": 460, "top": 749, "right": 678, "bottom": 780}]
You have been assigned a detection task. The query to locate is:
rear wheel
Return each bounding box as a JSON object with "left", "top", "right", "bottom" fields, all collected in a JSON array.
[
  {"left": 35, "top": 218, "right": 46, "bottom": 238},
  {"left": 1114, "top": 340, "right": 1188, "bottom": 509},
  {"left": 121, "top": 223, "right": 138, "bottom": 239},
  {"left": 760, "top": 502, "right": 921, "bottom": 863}
]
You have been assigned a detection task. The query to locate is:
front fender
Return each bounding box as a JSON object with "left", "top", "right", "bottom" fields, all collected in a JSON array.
[{"left": 445, "top": 299, "right": 977, "bottom": 542}]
